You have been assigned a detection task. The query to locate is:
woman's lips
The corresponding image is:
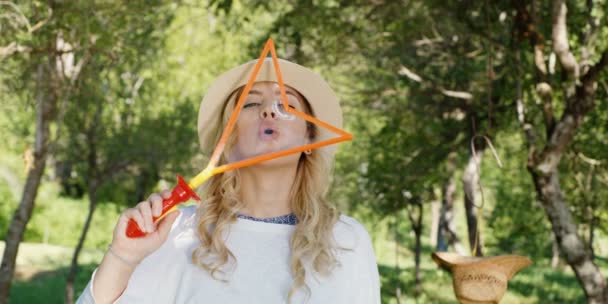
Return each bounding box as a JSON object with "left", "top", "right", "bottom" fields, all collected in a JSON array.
[{"left": 259, "top": 125, "right": 280, "bottom": 141}]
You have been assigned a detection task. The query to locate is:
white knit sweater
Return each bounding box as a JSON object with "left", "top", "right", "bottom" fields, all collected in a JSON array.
[{"left": 76, "top": 205, "right": 380, "bottom": 303}]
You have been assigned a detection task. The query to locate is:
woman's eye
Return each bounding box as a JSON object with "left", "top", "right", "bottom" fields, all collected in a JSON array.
[
  {"left": 277, "top": 103, "right": 296, "bottom": 109},
  {"left": 244, "top": 103, "right": 260, "bottom": 109}
]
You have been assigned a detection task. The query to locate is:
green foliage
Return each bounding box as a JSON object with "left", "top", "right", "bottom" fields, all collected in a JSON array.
[
  {"left": 2, "top": 0, "right": 608, "bottom": 302},
  {"left": 484, "top": 133, "right": 553, "bottom": 260},
  {"left": 0, "top": 184, "right": 16, "bottom": 241},
  {"left": 9, "top": 261, "right": 100, "bottom": 304},
  {"left": 23, "top": 182, "right": 120, "bottom": 249}
]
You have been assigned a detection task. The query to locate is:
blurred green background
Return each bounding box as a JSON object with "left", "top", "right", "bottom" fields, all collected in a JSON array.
[{"left": 1, "top": 0, "right": 607, "bottom": 303}]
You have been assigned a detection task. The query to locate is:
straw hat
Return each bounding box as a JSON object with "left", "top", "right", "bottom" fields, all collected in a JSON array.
[
  {"left": 432, "top": 252, "right": 532, "bottom": 304},
  {"left": 197, "top": 58, "right": 343, "bottom": 159}
]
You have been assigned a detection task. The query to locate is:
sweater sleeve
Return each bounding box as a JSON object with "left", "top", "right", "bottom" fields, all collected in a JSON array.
[
  {"left": 75, "top": 269, "right": 97, "bottom": 304},
  {"left": 76, "top": 268, "right": 120, "bottom": 304},
  {"left": 352, "top": 221, "right": 381, "bottom": 304}
]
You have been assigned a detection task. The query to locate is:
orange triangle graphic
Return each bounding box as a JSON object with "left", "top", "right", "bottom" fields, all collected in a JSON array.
[
  {"left": 126, "top": 38, "right": 353, "bottom": 237},
  {"left": 190, "top": 38, "right": 353, "bottom": 188}
]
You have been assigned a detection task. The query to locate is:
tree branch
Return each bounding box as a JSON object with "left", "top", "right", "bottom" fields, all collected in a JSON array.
[
  {"left": 398, "top": 65, "right": 473, "bottom": 100},
  {"left": 552, "top": 0, "right": 579, "bottom": 79},
  {"left": 533, "top": 46, "right": 607, "bottom": 175},
  {"left": 0, "top": 42, "right": 31, "bottom": 59},
  {"left": 536, "top": 82, "right": 555, "bottom": 136},
  {"left": 0, "top": 43, "right": 88, "bottom": 60},
  {"left": 582, "top": 49, "right": 608, "bottom": 85},
  {"left": 28, "top": 7, "right": 52, "bottom": 34},
  {"left": 536, "top": 16, "right": 608, "bottom": 172}
]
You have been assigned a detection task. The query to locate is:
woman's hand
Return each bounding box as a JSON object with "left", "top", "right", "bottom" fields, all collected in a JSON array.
[
  {"left": 88, "top": 191, "right": 180, "bottom": 303},
  {"left": 109, "top": 190, "right": 181, "bottom": 264}
]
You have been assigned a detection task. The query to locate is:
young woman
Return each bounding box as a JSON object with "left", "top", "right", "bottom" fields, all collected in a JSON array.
[{"left": 77, "top": 58, "right": 380, "bottom": 303}]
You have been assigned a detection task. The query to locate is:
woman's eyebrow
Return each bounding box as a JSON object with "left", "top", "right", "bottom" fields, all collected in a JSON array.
[
  {"left": 247, "top": 89, "right": 299, "bottom": 99},
  {"left": 247, "top": 89, "right": 263, "bottom": 96}
]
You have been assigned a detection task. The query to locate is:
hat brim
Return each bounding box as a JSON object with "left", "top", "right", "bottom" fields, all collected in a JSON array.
[
  {"left": 197, "top": 58, "right": 343, "bottom": 160},
  {"left": 432, "top": 252, "right": 532, "bottom": 280}
]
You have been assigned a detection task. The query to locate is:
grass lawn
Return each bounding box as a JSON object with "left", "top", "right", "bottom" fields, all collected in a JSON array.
[
  {"left": 1, "top": 241, "right": 103, "bottom": 303},
  {"left": 378, "top": 260, "right": 589, "bottom": 304}
]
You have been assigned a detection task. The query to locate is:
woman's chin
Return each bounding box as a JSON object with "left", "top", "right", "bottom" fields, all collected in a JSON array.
[
  {"left": 255, "top": 155, "right": 301, "bottom": 168},
  {"left": 248, "top": 142, "right": 289, "bottom": 156},
  {"left": 232, "top": 141, "right": 304, "bottom": 164},
  {"left": 240, "top": 147, "right": 302, "bottom": 168}
]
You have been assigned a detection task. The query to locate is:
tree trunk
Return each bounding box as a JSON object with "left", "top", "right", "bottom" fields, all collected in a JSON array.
[
  {"left": 526, "top": 82, "right": 607, "bottom": 303},
  {"left": 437, "top": 164, "right": 465, "bottom": 254},
  {"left": 407, "top": 202, "right": 423, "bottom": 297},
  {"left": 589, "top": 214, "right": 596, "bottom": 260},
  {"left": 523, "top": 88, "right": 608, "bottom": 302},
  {"left": 529, "top": 169, "right": 607, "bottom": 303},
  {"left": 513, "top": 1, "right": 607, "bottom": 301},
  {"left": 65, "top": 95, "right": 102, "bottom": 304},
  {"left": 430, "top": 199, "right": 440, "bottom": 248},
  {"left": 413, "top": 223, "right": 422, "bottom": 297},
  {"left": 0, "top": 63, "right": 57, "bottom": 304},
  {"left": 394, "top": 216, "right": 402, "bottom": 304},
  {"left": 523, "top": 34, "right": 608, "bottom": 302},
  {"left": 462, "top": 150, "right": 483, "bottom": 256},
  {"left": 551, "top": 231, "right": 561, "bottom": 269},
  {"left": 64, "top": 186, "right": 97, "bottom": 304}
]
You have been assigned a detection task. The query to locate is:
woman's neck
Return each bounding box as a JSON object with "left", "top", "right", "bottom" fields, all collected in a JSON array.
[{"left": 238, "top": 164, "right": 297, "bottom": 218}]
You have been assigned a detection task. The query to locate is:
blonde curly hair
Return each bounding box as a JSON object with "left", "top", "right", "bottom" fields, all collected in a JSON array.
[{"left": 192, "top": 83, "right": 340, "bottom": 302}]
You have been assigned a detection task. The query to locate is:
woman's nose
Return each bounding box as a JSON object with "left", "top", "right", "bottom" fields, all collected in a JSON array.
[{"left": 260, "top": 104, "right": 277, "bottom": 120}]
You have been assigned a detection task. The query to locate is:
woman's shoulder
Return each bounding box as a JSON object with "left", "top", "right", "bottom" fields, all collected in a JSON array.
[
  {"left": 333, "top": 214, "right": 373, "bottom": 251},
  {"left": 335, "top": 214, "right": 368, "bottom": 234}
]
